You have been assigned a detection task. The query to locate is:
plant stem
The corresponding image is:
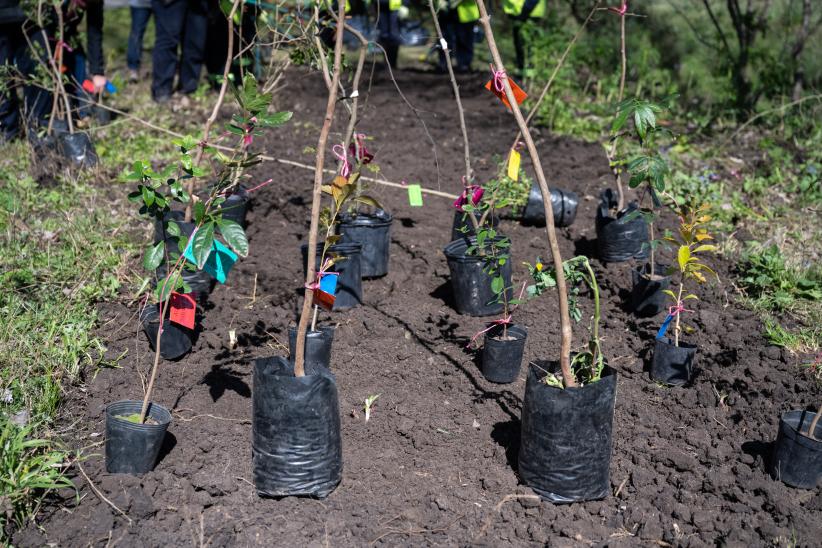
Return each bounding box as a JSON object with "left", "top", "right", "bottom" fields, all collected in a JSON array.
[
  {"left": 806, "top": 402, "right": 822, "bottom": 440},
  {"left": 294, "top": 2, "right": 346, "bottom": 378},
  {"left": 674, "top": 283, "right": 683, "bottom": 347},
  {"left": 476, "top": 0, "right": 575, "bottom": 387},
  {"left": 311, "top": 304, "right": 319, "bottom": 332},
  {"left": 582, "top": 258, "right": 601, "bottom": 367},
  {"left": 184, "top": 0, "right": 241, "bottom": 223},
  {"left": 649, "top": 219, "right": 655, "bottom": 277},
  {"left": 611, "top": 6, "right": 628, "bottom": 212}
]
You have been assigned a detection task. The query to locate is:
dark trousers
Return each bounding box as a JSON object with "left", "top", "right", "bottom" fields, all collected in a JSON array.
[
  {"left": 151, "top": 0, "right": 208, "bottom": 98},
  {"left": 437, "top": 10, "right": 474, "bottom": 71},
  {"left": 127, "top": 6, "right": 153, "bottom": 70},
  {"left": 376, "top": 3, "right": 399, "bottom": 68},
  {"left": 512, "top": 19, "right": 528, "bottom": 74},
  {"left": 204, "top": 7, "right": 258, "bottom": 82},
  {"left": 0, "top": 25, "right": 50, "bottom": 140}
]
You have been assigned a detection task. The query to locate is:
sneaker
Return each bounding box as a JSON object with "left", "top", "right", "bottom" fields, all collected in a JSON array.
[
  {"left": 127, "top": 69, "right": 139, "bottom": 83},
  {"left": 153, "top": 93, "right": 172, "bottom": 105}
]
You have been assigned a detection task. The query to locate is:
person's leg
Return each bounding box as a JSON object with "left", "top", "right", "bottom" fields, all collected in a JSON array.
[
  {"left": 376, "top": 4, "right": 399, "bottom": 68},
  {"left": 0, "top": 24, "right": 21, "bottom": 141},
  {"left": 127, "top": 7, "right": 152, "bottom": 71},
  {"left": 512, "top": 19, "right": 525, "bottom": 75},
  {"left": 152, "top": 0, "right": 186, "bottom": 100},
  {"left": 179, "top": 0, "right": 208, "bottom": 94},
  {"left": 437, "top": 10, "right": 456, "bottom": 71},
  {"left": 19, "top": 29, "right": 51, "bottom": 132},
  {"left": 455, "top": 21, "right": 474, "bottom": 71}
]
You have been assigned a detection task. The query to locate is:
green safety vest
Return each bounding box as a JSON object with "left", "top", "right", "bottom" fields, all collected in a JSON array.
[
  {"left": 502, "top": 0, "right": 545, "bottom": 18},
  {"left": 389, "top": 0, "right": 401, "bottom": 10},
  {"left": 456, "top": 0, "right": 479, "bottom": 23}
]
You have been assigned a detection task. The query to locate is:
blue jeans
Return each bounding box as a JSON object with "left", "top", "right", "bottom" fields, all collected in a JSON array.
[
  {"left": 151, "top": 0, "right": 208, "bottom": 98},
  {"left": 127, "top": 6, "right": 153, "bottom": 70}
]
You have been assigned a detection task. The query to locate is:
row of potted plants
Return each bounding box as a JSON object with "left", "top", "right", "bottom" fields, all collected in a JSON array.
[{"left": 102, "top": 1, "right": 819, "bottom": 502}]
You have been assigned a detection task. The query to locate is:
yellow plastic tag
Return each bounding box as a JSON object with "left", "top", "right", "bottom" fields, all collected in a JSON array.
[
  {"left": 408, "top": 184, "right": 423, "bottom": 207},
  {"left": 507, "top": 149, "right": 521, "bottom": 181}
]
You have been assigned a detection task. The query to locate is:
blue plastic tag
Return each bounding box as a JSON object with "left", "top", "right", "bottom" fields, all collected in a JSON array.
[
  {"left": 184, "top": 239, "right": 237, "bottom": 284},
  {"left": 656, "top": 313, "right": 674, "bottom": 340},
  {"left": 319, "top": 272, "right": 339, "bottom": 296}
]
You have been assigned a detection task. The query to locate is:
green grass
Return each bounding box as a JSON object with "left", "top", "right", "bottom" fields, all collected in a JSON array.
[{"left": 0, "top": 142, "right": 133, "bottom": 539}]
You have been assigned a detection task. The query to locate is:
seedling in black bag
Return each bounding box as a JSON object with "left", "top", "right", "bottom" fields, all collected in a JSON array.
[
  {"left": 526, "top": 256, "right": 605, "bottom": 386},
  {"left": 657, "top": 204, "right": 718, "bottom": 347},
  {"left": 126, "top": 74, "right": 291, "bottom": 424}
]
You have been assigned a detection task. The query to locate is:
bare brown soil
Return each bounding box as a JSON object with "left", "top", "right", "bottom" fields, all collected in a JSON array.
[{"left": 14, "top": 68, "right": 821, "bottom": 547}]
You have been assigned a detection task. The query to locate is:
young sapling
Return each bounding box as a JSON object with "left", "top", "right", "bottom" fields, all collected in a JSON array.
[{"left": 659, "top": 204, "right": 719, "bottom": 347}]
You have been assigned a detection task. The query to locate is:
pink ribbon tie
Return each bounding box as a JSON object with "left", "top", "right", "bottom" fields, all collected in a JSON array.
[
  {"left": 492, "top": 69, "right": 506, "bottom": 92},
  {"left": 608, "top": 1, "right": 628, "bottom": 15},
  {"left": 332, "top": 144, "right": 351, "bottom": 178}
]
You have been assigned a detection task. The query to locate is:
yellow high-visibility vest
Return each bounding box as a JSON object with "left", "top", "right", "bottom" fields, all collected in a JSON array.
[
  {"left": 456, "top": 0, "right": 479, "bottom": 23},
  {"left": 502, "top": 0, "right": 546, "bottom": 18},
  {"left": 389, "top": 0, "right": 402, "bottom": 10}
]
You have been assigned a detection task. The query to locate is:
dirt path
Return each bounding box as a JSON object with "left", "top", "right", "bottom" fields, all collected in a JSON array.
[{"left": 16, "top": 68, "right": 821, "bottom": 547}]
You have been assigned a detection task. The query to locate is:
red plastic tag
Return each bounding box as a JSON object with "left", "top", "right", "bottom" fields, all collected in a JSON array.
[
  {"left": 484, "top": 77, "right": 528, "bottom": 110},
  {"left": 313, "top": 288, "right": 336, "bottom": 311},
  {"left": 169, "top": 292, "right": 196, "bottom": 329}
]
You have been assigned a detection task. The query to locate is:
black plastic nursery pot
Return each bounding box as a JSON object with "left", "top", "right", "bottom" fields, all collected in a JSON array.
[
  {"left": 338, "top": 210, "right": 392, "bottom": 278},
  {"left": 252, "top": 356, "right": 342, "bottom": 498},
  {"left": 220, "top": 185, "right": 250, "bottom": 228},
  {"left": 481, "top": 324, "right": 527, "bottom": 383},
  {"left": 443, "top": 237, "right": 512, "bottom": 317},
  {"left": 770, "top": 410, "right": 822, "bottom": 489},
  {"left": 288, "top": 325, "right": 335, "bottom": 375},
  {"left": 629, "top": 263, "right": 672, "bottom": 317},
  {"left": 106, "top": 400, "right": 172, "bottom": 474},
  {"left": 451, "top": 210, "right": 500, "bottom": 242},
  {"left": 301, "top": 242, "right": 363, "bottom": 310},
  {"left": 521, "top": 182, "right": 579, "bottom": 227},
  {"left": 154, "top": 211, "right": 215, "bottom": 298},
  {"left": 58, "top": 131, "right": 98, "bottom": 168},
  {"left": 519, "top": 361, "right": 617, "bottom": 503},
  {"left": 650, "top": 337, "right": 697, "bottom": 386},
  {"left": 140, "top": 304, "right": 194, "bottom": 360},
  {"left": 595, "top": 189, "right": 649, "bottom": 263}
]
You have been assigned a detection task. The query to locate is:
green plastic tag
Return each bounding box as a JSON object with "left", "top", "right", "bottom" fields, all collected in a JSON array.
[{"left": 408, "top": 184, "right": 423, "bottom": 207}]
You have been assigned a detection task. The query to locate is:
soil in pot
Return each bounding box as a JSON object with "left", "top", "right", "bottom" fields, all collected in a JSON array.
[
  {"left": 301, "top": 242, "right": 363, "bottom": 310},
  {"left": 521, "top": 183, "right": 579, "bottom": 227},
  {"left": 288, "top": 325, "right": 335, "bottom": 375},
  {"left": 106, "top": 400, "right": 172, "bottom": 474},
  {"left": 630, "top": 263, "right": 672, "bottom": 317},
  {"left": 140, "top": 304, "right": 194, "bottom": 360},
  {"left": 252, "top": 356, "right": 342, "bottom": 498},
  {"left": 650, "top": 336, "right": 697, "bottom": 386},
  {"left": 519, "top": 361, "right": 617, "bottom": 503},
  {"left": 443, "top": 236, "right": 512, "bottom": 317},
  {"left": 595, "top": 189, "right": 649, "bottom": 263},
  {"left": 451, "top": 210, "right": 500, "bottom": 242},
  {"left": 481, "top": 324, "right": 527, "bottom": 383},
  {"left": 770, "top": 410, "right": 822, "bottom": 489},
  {"left": 337, "top": 209, "right": 392, "bottom": 278}
]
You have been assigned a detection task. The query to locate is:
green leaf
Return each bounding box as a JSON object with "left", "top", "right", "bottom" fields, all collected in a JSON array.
[
  {"left": 191, "top": 222, "right": 215, "bottom": 269},
  {"left": 166, "top": 221, "right": 181, "bottom": 237},
  {"left": 259, "top": 111, "right": 293, "bottom": 127},
  {"left": 193, "top": 201, "right": 206, "bottom": 224},
  {"left": 141, "top": 185, "right": 154, "bottom": 207},
  {"left": 491, "top": 275, "right": 504, "bottom": 295},
  {"left": 143, "top": 241, "right": 165, "bottom": 270},
  {"left": 218, "top": 219, "right": 249, "bottom": 257},
  {"left": 678, "top": 246, "right": 691, "bottom": 271},
  {"left": 355, "top": 195, "right": 384, "bottom": 209}
]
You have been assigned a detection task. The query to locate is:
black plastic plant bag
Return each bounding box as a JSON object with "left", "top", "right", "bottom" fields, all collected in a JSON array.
[
  {"left": 288, "top": 325, "right": 335, "bottom": 375},
  {"left": 338, "top": 210, "right": 393, "bottom": 278},
  {"left": 770, "top": 410, "right": 822, "bottom": 489},
  {"left": 650, "top": 337, "right": 696, "bottom": 386},
  {"left": 521, "top": 183, "right": 579, "bottom": 227},
  {"left": 519, "top": 361, "right": 617, "bottom": 503},
  {"left": 595, "top": 189, "right": 649, "bottom": 263},
  {"left": 252, "top": 356, "right": 342, "bottom": 499},
  {"left": 301, "top": 242, "right": 363, "bottom": 310},
  {"left": 630, "top": 263, "right": 671, "bottom": 317},
  {"left": 59, "top": 132, "right": 98, "bottom": 168},
  {"left": 444, "top": 237, "right": 512, "bottom": 317}
]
